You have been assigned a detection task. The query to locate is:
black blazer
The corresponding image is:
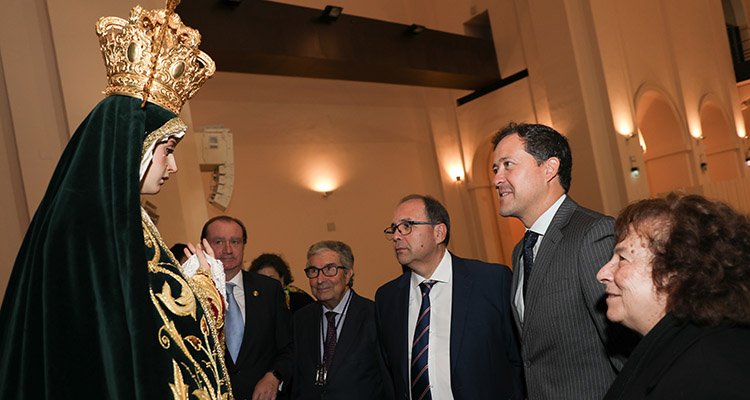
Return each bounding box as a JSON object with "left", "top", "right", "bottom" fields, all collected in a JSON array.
[
  {"left": 291, "top": 290, "right": 394, "bottom": 400},
  {"left": 226, "top": 271, "right": 293, "bottom": 400},
  {"left": 603, "top": 313, "right": 750, "bottom": 400},
  {"left": 375, "top": 253, "right": 523, "bottom": 400}
]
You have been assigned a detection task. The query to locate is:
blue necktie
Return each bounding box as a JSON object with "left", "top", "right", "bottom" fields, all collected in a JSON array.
[
  {"left": 523, "top": 230, "right": 539, "bottom": 298},
  {"left": 225, "top": 282, "right": 244, "bottom": 362},
  {"left": 411, "top": 280, "right": 435, "bottom": 400}
]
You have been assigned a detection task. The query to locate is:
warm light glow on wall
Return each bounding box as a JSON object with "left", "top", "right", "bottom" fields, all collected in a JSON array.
[
  {"left": 312, "top": 178, "right": 337, "bottom": 193},
  {"left": 303, "top": 159, "right": 341, "bottom": 195},
  {"left": 736, "top": 122, "right": 747, "bottom": 138},
  {"left": 688, "top": 116, "right": 703, "bottom": 139},
  {"left": 448, "top": 165, "right": 465, "bottom": 182},
  {"left": 614, "top": 114, "right": 635, "bottom": 137},
  {"left": 638, "top": 131, "right": 647, "bottom": 153}
]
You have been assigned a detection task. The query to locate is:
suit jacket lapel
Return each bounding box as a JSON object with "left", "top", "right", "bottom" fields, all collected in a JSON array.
[
  {"left": 449, "top": 254, "right": 473, "bottom": 374},
  {"left": 396, "top": 272, "right": 411, "bottom": 392},
  {"left": 524, "top": 197, "right": 576, "bottom": 320},
  {"left": 308, "top": 304, "right": 323, "bottom": 368},
  {"left": 329, "top": 291, "right": 365, "bottom": 374},
  {"left": 237, "top": 271, "right": 257, "bottom": 364}
]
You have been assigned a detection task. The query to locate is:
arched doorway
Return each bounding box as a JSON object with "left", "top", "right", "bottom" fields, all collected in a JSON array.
[
  {"left": 635, "top": 90, "right": 697, "bottom": 195},
  {"left": 700, "top": 100, "right": 743, "bottom": 182}
]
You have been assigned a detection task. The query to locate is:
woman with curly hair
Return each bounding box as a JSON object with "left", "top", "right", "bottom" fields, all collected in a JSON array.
[
  {"left": 250, "top": 253, "right": 315, "bottom": 313},
  {"left": 597, "top": 193, "right": 750, "bottom": 399}
]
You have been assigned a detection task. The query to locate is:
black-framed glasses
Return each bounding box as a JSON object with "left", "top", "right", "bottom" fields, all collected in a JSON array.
[
  {"left": 384, "top": 220, "right": 438, "bottom": 240},
  {"left": 304, "top": 263, "right": 346, "bottom": 278}
]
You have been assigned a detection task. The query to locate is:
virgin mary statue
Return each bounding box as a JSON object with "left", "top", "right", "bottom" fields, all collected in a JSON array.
[{"left": 0, "top": 2, "right": 232, "bottom": 398}]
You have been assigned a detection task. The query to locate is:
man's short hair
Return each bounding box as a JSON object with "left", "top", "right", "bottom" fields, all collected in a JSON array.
[
  {"left": 307, "top": 240, "right": 355, "bottom": 287},
  {"left": 492, "top": 122, "right": 573, "bottom": 193},
  {"left": 399, "top": 194, "right": 451, "bottom": 246},
  {"left": 200, "top": 215, "right": 248, "bottom": 244}
]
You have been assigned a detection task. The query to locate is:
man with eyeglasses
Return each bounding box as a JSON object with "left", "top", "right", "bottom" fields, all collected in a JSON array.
[
  {"left": 201, "top": 216, "right": 293, "bottom": 400},
  {"left": 291, "top": 240, "right": 393, "bottom": 400},
  {"left": 375, "top": 194, "right": 523, "bottom": 400}
]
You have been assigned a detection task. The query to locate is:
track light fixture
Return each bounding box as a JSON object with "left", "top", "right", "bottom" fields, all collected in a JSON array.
[
  {"left": 406, "top": 24, "right": 426, "bottom": 35},
  {"left": 321, "top": 5, "right": 343, "bottom": 21}
]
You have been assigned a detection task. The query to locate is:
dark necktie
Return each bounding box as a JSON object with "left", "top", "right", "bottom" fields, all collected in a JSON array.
[
  {"left": 323, "top": 311, "right": 338, "bottom": 369},
  {"left": 523, "top": 230, "right": 539, "bottom": 298},
  {"left": 411, "top": 280, "right": 435, "bottom": 400}
]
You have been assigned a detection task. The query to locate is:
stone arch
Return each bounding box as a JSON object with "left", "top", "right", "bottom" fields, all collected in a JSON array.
[
  {"left": 699, "top": 95, "right": 743, "bottom": 182},
  {"left": 634, "top": 87, "right": 697, "bottom": 195}
]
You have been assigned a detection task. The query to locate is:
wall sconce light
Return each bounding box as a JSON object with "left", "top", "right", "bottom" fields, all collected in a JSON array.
[
  {"left": 629, "top": 156, "right": 640, "bottom": 178},
  {"left": 321, "top": 5, "right": 343, "bottom": 21},
  {"left": 406, "top": 24, "right": 426, "bottom": 35},
  {"left": 745, "top": 151, "right": 750, "bottom": 167},
  {"left": 699, "top": 155, "right": 708, "bottom": 173},
  {"left": 321, "top": 190, "right": 333, "bottom": 198},
  {"left": 449, "top": 165, "right": 465, "bottom": 183}
]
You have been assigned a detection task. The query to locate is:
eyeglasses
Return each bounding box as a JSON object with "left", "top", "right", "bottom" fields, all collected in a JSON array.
[
  {"left": 304, "top": 263, "right": 346, "bottom": 278},
  {"left": 383, "top": 220, "right": 438, "bottom": 240}
]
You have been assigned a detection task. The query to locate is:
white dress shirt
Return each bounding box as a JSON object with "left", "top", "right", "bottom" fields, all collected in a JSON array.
[
  {"left": 407, "top": 249, "right": 453, "bottom": 400},
  {"left": 319, "top": 288, "right": 353, "bottom": 358},
  {"left": 515, "top": 194, "right": 566, "bottom": 323}
]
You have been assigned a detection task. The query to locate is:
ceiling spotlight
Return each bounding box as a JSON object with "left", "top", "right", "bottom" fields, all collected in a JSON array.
[
  {"left": 321, "top": 5, "right": 343, "bottom": 21},
  {"left": 407, "top": 24, "right": 426, "bottom": 35}
]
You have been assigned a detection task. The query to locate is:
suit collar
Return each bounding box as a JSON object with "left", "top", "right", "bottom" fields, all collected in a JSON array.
[
  {"left": 528, "top": 193, "right": 567, "bottom": 236},
  {"left": 449, "top": 253, "right": 472, "bottom": 374},
  {"left": 236, "top": 271, "right": 261, "bottom": 363},
  {"left": 522, "top": 197, "right": 577, "bottom": 320},
  {"left": 328, "top": 291, "right": 365, "bottom": 372}
]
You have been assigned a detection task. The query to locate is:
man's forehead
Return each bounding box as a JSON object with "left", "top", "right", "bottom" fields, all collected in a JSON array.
[
  {"left": 207, "top": 220, "right": 242, "bottom": 235},
  {"left": 394, "top": 200, "right": 426, "bottom": 218}
]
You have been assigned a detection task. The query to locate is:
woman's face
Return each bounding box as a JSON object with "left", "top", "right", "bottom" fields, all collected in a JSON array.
[
  {"left": 596, "top": 226, "right": 667, "bottom": 335},
  {"left": 141, "top": 138, "right": 178, "bottom": 195},
  {"left": 257, "top": 266, "right": 283, "bottom": 284}
]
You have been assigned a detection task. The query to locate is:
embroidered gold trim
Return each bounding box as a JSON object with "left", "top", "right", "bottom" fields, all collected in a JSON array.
[
  {"left": 142, "top": 208, "right": 232, "bottom": 399},
  {"left": 141, "top": 117, "right": 187, "bottom": 159}
]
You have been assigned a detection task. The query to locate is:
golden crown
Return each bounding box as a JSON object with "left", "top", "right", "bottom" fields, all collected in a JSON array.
[{"left": 96, "top": 0, "right": 215, "bottom": 114}]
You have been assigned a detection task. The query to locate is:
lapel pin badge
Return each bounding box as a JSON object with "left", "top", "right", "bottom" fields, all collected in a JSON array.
[{"left": 252, "top": 290, "right": 259, "bottom": 297}]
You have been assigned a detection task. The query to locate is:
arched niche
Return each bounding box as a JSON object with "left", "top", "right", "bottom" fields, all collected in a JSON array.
[
  {"left": 468, "top": 137, "right": 525, "bottom": 267},
  {"left": 700, "top": 99, "right": 743, "bottom": 182},
  {"left": 635, "top": 89, "right": 696, "bottom": 196}
]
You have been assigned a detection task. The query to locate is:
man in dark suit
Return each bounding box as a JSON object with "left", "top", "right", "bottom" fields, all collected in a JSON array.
[
  {"left": 375, "top": 194, "right": 522, "bottom": 400},
  {"left": 203, "top": 216, "right": 293, "bottom": 400},
  {"left": 491, "top": 122, "right": 633, "bottom": 399},
  {"left": 292, "top": 240, "right": 393, "bottom": 400}
]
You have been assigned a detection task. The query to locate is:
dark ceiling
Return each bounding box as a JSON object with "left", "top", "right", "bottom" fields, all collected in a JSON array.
[{"left": 176, "top": 1, "right": 503, "bottom": 92}]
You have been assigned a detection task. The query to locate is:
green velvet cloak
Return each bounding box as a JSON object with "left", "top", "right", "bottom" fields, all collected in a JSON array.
[{"left": 0, "top": 96, "right": 230, "bottom": 399}]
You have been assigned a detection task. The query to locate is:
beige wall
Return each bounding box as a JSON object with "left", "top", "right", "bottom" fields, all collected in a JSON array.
[
  {"left": 3, "top": 0, "right": 749, "bottom": 301},
  {"left": 188, "top": 73, "right": 450, "bottom": 297}
]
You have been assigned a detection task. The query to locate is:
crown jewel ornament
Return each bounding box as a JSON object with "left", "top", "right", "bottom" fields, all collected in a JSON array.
[{"left": 96, "top": 0, "right": 215, "bottom": 114}]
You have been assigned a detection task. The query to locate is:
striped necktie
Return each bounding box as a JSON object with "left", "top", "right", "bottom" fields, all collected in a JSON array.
[{"left": 411, "top": 280, "right": 435, "bottom": 400}]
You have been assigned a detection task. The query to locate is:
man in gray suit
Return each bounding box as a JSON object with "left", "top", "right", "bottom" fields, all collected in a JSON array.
[{"left": 491, "top": 122, "right": 633, "bottom": 399}]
